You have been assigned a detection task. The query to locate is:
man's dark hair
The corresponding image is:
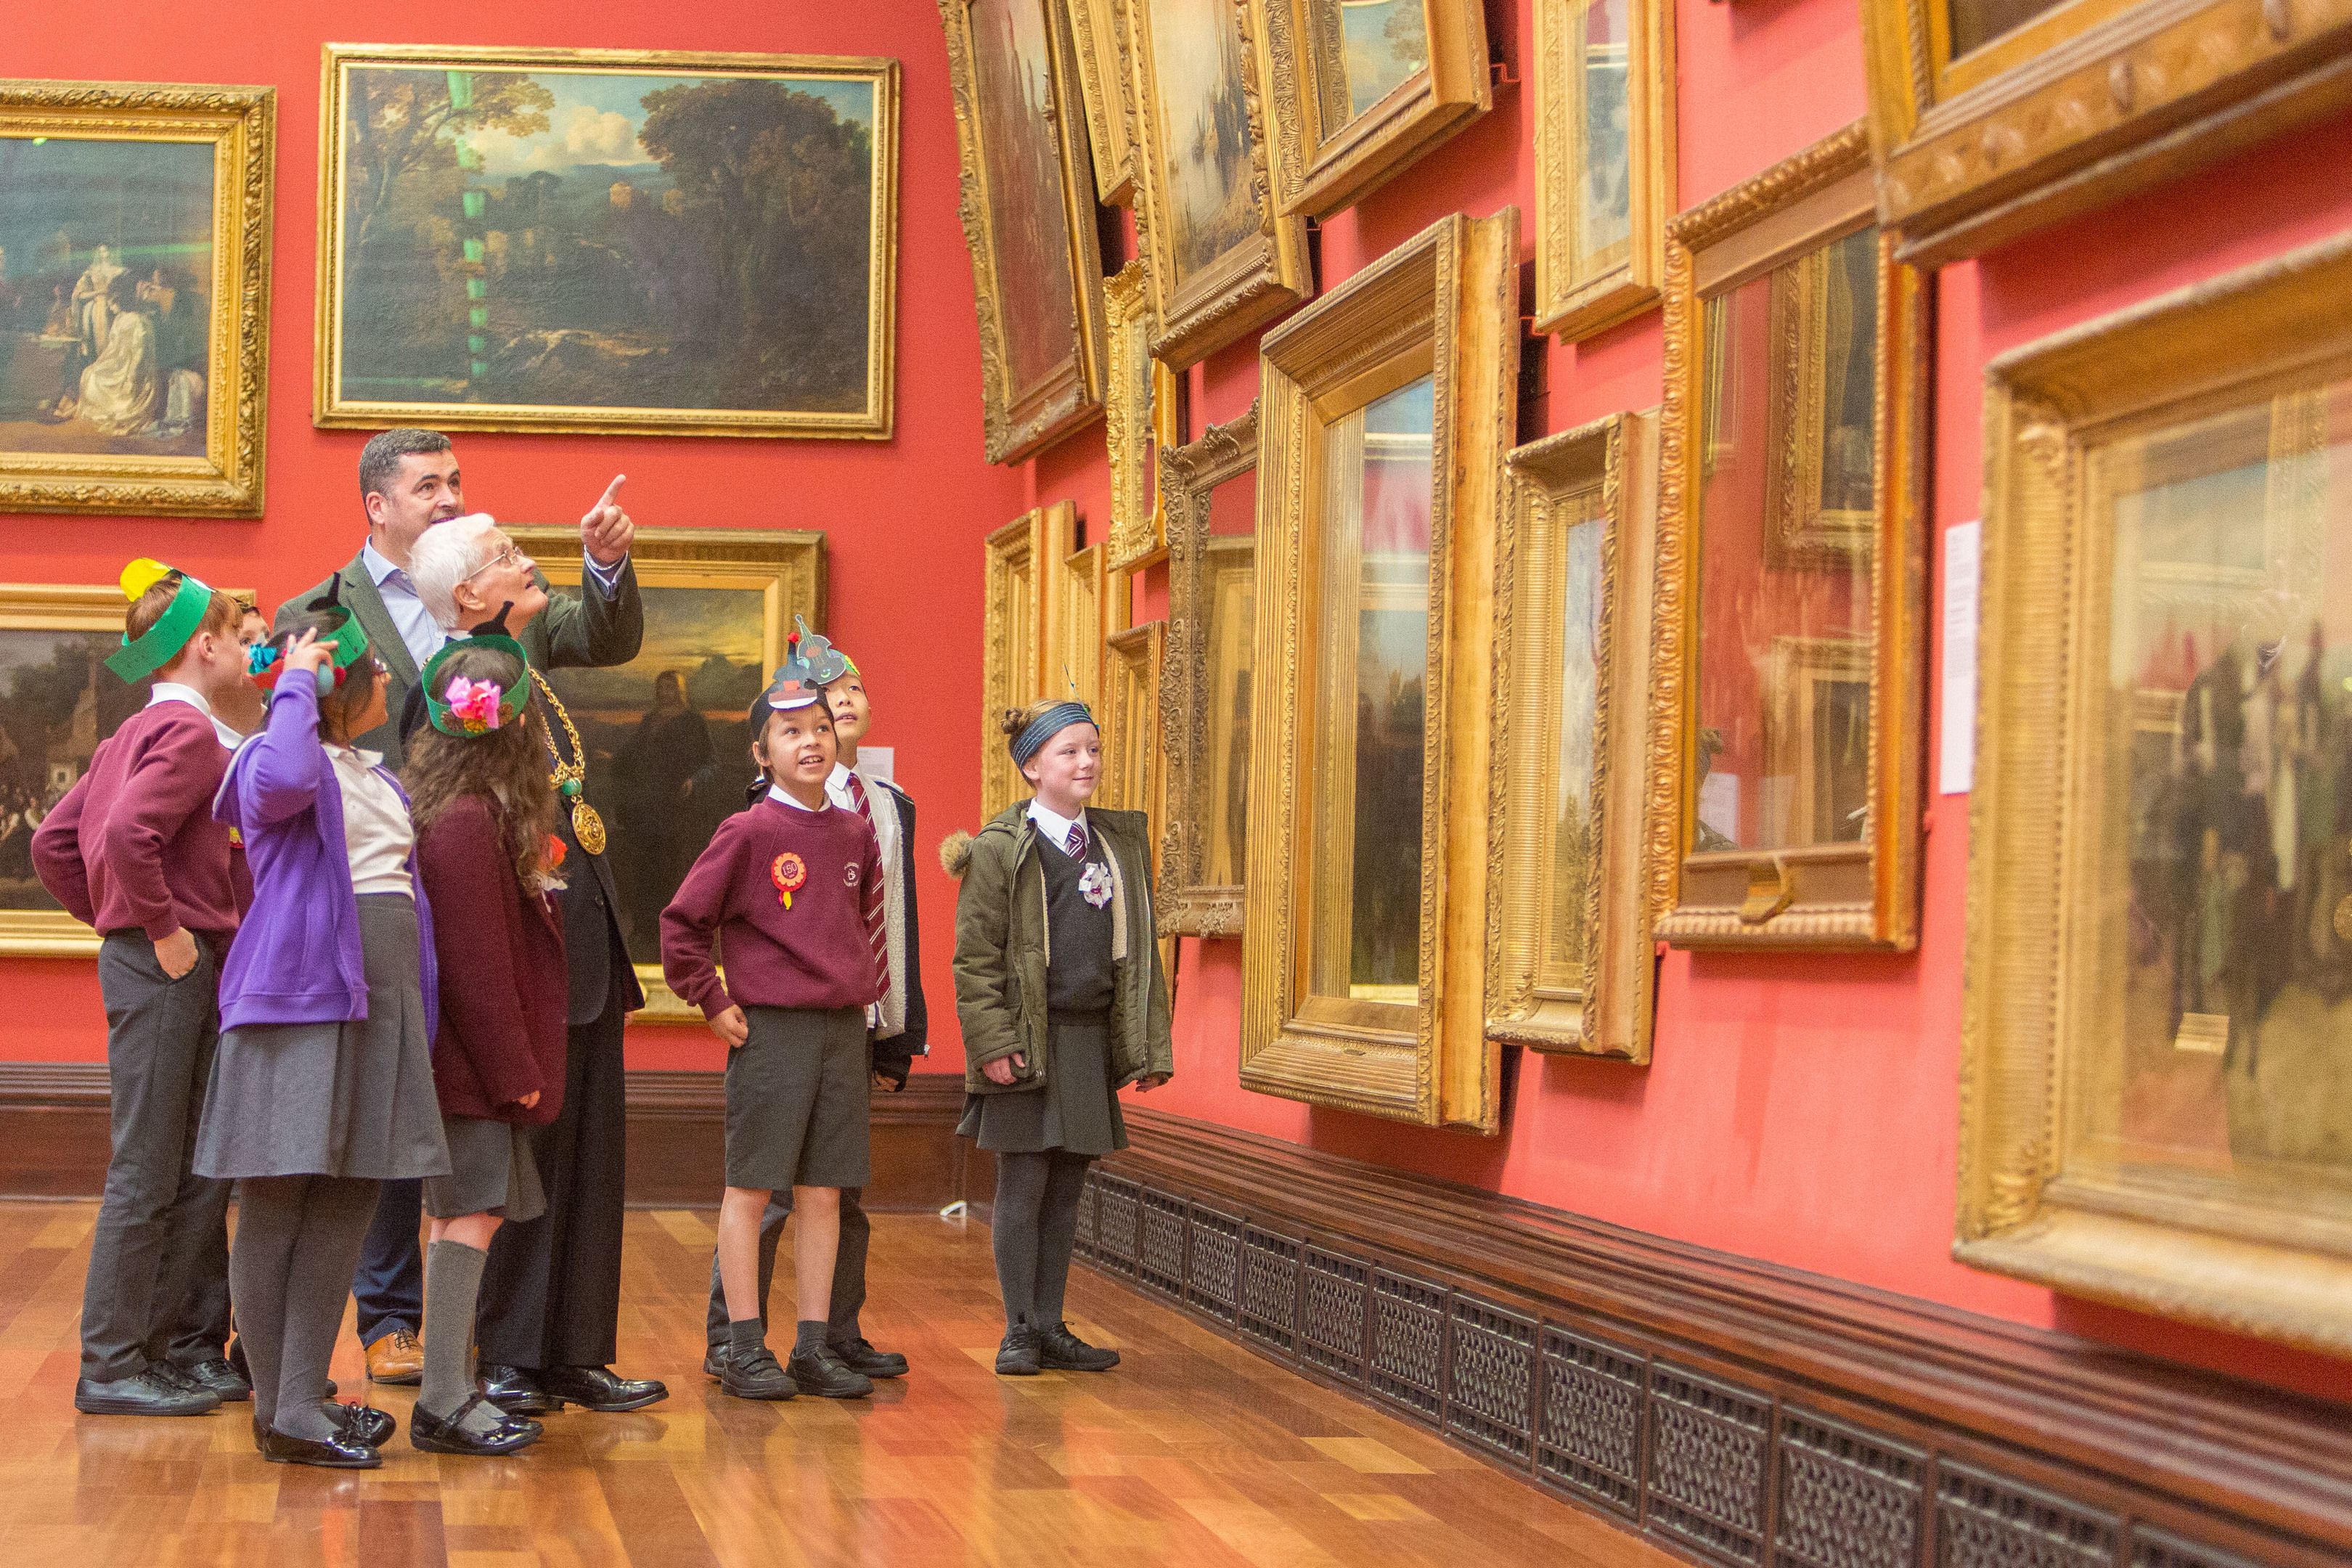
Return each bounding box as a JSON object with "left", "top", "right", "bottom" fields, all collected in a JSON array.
[{"left": 358, "top": 428, "right": 453, "bottom": 501}]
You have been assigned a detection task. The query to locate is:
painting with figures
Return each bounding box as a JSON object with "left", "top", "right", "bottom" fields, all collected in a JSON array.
[
  {"left": 320, "top": 47, "right": 897, "bottom": 438},
  {"left": 0, "top": 629, "right": 151, "bottom": 915}
]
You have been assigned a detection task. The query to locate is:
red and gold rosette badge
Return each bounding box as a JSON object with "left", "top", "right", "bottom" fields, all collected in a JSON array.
[{"left": 770, "top": 851, "right": 808, "bottom": 910}]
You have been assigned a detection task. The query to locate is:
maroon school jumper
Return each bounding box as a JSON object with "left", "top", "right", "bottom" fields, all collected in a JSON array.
[
  {"left": 659, "top": 794, "right": 886, "bottom": 1018},
  {"left": 415, "top": 795, "right": 568, "bottom": 1125},
  {"left": 32, "top": 701, "right": 237, "bottom": 942}
]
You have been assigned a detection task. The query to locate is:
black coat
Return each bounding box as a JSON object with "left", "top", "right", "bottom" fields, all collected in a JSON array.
[{"left": 872, "top": 780, "right": 928, "bottom": 1087}]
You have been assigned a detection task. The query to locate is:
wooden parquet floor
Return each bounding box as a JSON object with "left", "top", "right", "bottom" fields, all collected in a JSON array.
[{"left": 0, "top": 1201, "right": 1675, "bottom": 1568}]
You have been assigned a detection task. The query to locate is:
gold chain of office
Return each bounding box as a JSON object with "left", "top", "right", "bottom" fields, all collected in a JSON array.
[{"left": 530, "top": 668, "right": 607, "bottom": 856}]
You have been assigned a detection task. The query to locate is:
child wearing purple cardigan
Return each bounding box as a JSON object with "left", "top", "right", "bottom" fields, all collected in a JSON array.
[{"left": 192, "top": 602, "right": 452, "bottom": 1470}]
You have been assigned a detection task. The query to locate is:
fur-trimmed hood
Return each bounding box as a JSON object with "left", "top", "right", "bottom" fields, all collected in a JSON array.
[{"left": 938, "top": 828, "right": 975, "bottom": 878}]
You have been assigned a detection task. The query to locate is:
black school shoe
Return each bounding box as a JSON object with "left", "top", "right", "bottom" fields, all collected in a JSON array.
[
  {"left": 258, "top": 1424, "right": 381, "bottom": 1469},
  {"left": 1037, "top": 1322, "right": 1121, "bottom": 1372},
  {"left": 830, "top": 1337, "right": 909, "bottom": 1379},
  {"left": 174, "top": 1357, "right": 252, "bottom": 1402},
  {"left": 476, "top": 1363, "right": 565, "bottom": 1416},
  {"left": 788, "top": 1342, "right": 874, "bottom": 1399},
  {"left": 338, "top": 1402, "right": 396, "bottom": 1447},
  {"left": 994, "top": 1323, "right": 1042, "bottom": 1376},
  {"left": 74, "top": 1368, "right": 219, "bottom": 1416},
  {"left": 411, "top": 1395, "right": 543, "bottom": 1456},
  {"left": 536, "top": 1365, "right": 669, "bottom": 1412},
  {"left": 703, "top": 1345, "right": 727, "bottom": 1381},
  {"left": 224, "top": 1339, "right": 332, "bottom": 1398},
  {"left": 719, "top": 1345, "right": 797, "bottom": 1401}
]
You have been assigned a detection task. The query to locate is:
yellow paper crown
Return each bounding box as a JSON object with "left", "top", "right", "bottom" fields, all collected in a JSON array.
[{"left": 120, "top": 558, "right": 176, "bottom": 602}]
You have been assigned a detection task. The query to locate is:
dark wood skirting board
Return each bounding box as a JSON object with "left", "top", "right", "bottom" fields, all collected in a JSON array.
[
  {"left": 1083, "top": 1108, "right": 2352, "bottom": 1568},
  {"left": 0, "top": 1063, "right": 968, "bottom": 1213}
]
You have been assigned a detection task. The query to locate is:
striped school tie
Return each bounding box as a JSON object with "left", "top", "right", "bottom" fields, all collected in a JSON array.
[
  {"left": 1066, "top": 820, "right": 1087, "bottom": 859},
  {"left": 844, "top": 772, "right": 891, "bottom": 999}
]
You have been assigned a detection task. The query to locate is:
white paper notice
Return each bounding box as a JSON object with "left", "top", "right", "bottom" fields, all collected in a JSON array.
[
  {"left": 857, "top": 746, "right": 895, "bottom": 785},
  {"left": 1940, "top": 521, "right": 1981, "bottom": 796}
]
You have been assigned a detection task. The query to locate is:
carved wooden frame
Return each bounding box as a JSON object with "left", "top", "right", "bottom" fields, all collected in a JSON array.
[
  {"left": 1063, "top": 0, "right": 1140, "bottom": 203},
  {"left": 1103, "top": 619, "right": 1167, "bottom": 837},
  {"left": 1959, "top": 229, "right": 2352, "bottom": 1359},
  {"left": 1860, "top": 0, "right": 2352, "bottom": 266},
  {"left": 1487, "top": 413, "right": 1658, "bottom": 1061},
  {"left": 1243, "top": 0, "right": 1492, "bottom": 221},
  {"left": 1160, "top": 401, "right": 1259, "bottom": 937},
  {"left": 0, "top": 81, "right": 273, "bottom": 517},
  {"left": 1053, "top": 539, "right": 1128, "bottom": 714},
  {"left": 1105, "top": 263, "right": 1184, "bottom": 571},
  {"left": 1124, "top": 0, "right": 1315, "bottom": 367},
  {"left": 1649, "top": 122, "right": 1929, "bottom": 952},
  {"left": 981, "top": 502, "right": 1077, "bottom": 818},
  {"left": 937, "top": 0, "right": 1107, "bottom": 462},
  {"left": 1530, "top": 0, "right": 1675, "bottom": 341},
  {"left": 1241, "top": 211, "right": 1519, "bottom": 1132}
]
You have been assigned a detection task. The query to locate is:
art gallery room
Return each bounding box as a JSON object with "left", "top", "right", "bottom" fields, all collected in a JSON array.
[{"left": 3, "top": 0, "right": 2352, "bottom": 1552}]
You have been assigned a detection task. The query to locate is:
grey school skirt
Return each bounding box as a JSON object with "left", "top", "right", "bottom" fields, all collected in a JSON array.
[
  {"left": 956, "top": 1018, "right": 1128, "bottom": 1156},
  {"left": 425, "top": 1115, "right": 544, "bottom": 1222},
  {"left": 193, "top": 894, "right": 452, "bottom": 1183}
]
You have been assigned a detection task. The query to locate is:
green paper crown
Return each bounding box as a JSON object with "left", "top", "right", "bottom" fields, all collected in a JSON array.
[
  {"left": 106, "top": 559, "right": 219, "bottom": 683},
  {"left": 422, "top": 602, "right": 531, "bottom": 738}
]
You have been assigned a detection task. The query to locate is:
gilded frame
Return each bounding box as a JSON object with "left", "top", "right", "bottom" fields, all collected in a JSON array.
[
  {"left": 1053, "top": 539, "right": 1129, "bottom": 711},
  {"left": 982, "top": 502, "right": 1077, "bottom": 818},
  {"left": 314, "top": 44, "right": 899, "bottom": 441},
  {"left": 1487, "top": 413, "right": 1658, "bottom": 1061},
  {"left": 510, "top": 526, "right": 825, "bottom": 1024},
  {"left": 1960, "top": 229, "right": 2352, "bottom": 1357},
  {"left": 1241, "top": 210, "right": 1518, "bottom": 1132},
  {"left": 0, "top": 81, "right": 274, "bottom": 518},
  {"left": 1104, "top": 262, "right": 1184, "bottom": 571},
  {"left": 1530, "top": 0, "right": 1675, "bottom": 341},
  {"left": 1102, "top": 620, "right": 1167, "bottom": 836},
  {"left": 1063, "top": 0, "right": 1139, "bottom": 203},
  {"left": 1649, "top": 123, "right": 1929, "bottom": 951},
  {"left": 936, "top": 4, "right": 1109, "bottom": 462},
  {"left": 1124, "top": 0, "right": 1315, "bottom": 367},
  {"left": 1244, "top": 0, "right": 1492, "bottom": 221},
  {"left": 1860, "top": 0, "right": 2352, "bottom": 266},
  {"left": 1159, "top": 401, "right": 1259, "bottom": 937}
]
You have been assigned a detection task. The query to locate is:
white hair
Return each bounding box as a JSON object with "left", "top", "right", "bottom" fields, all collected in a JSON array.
[{"left": 406, "top": 513, "right": 500, "bottom": 629}]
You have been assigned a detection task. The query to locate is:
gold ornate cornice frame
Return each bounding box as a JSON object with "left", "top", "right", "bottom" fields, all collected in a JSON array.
[
  {"left": 1064, "top": 0, "right": 1140, "bottom": 203},
  {"left": 1530, "top": 0, "right": 1676, "bottom": 341},
  {"left": 1104, "top": 262, "right": 1182, "bottom": 571},
  {"left": 982, "top": 502, "right": 1077, "bottom": 817},
  {"left": 1240, "top": 210, "right": 1518, "bottom": 1132}
]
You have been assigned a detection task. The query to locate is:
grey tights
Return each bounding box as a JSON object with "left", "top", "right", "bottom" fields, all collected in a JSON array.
[
  {"left": 990, "top": 1150, "right": 1093, "bottom": 1328},
  {"left": 230, "top": 1175, "right": 377, "bottom": 1441}
]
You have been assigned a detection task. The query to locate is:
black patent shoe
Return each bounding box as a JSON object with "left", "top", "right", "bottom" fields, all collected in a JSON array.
[
  {"left": 536, "top": 1365, "right": 669, "bottom": 1412},
  {"left": 74, "top": 1369, "right": 220, "bottom": 1416},
  {"left": 787, "top": 1342, "right": 873, "bottom": 1399},
  {"left": 337, "top": 1402, "right": 395, "bottom": 1447},
  {"left": 719, "top": 1344, "right": 797, "bottom": 1401},
  {"left": 175, "top": 1357, "right": 252, "bottom": 1402},
  {"left": 411, "top": 1394, "right": 542, "bottom": 1456},
  {"left": 258, "top": 1424, "right": 382, "bottom": 1469},
  {"left": 476, "top": 1363, "right": 565, "bottom": 1416},
  {"left": 830, "top": 1336, "right": 909, "bottom": 1379},
  {"left": 1037, "top": 1321, "right": 1121, "bottom": 1372},
  {"left": 703, "top": 1345, "right": 727, "bottom": 1381},
  {"left": 994, "top": 1324, "right": 1042, "bottom": 1377}
]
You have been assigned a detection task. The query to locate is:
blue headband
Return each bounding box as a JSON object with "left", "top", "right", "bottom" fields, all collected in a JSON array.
[{"left": 1010, "top": 701, "right": 1095, "bottom": 767}]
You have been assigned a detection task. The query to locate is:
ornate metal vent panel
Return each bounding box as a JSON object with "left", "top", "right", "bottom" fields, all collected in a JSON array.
[
  {"left": 1937, "top": 1463, "right": 2118, "bottom": 1568},
  {"left": 1368, "top": 1267, "right": 1449, "bottom": 1424},
  {"left": 1445, "top": 1295, "right": 1538, "bottom": 1466},
  {"left": 2128, "top": 1526, "right": 2266, "bottom": 1568},
  {"left": 1537, "top": 1323, "right": 1646, "bottom": 1516},
  {"left": 1072, "top": 1169, "right": 1098, "bottom": 1261},
  {"left": 1186, "top": 1204, "right": 1243, "bottom": 1323},
  {"left": 1646, "top": 1360, "right": 1773, "bottom": 1566},
  {"left": 1138, "top": 1189, "right": 1188, "bottom": 1298},
  {"left": 1239, "top": 1226, "right": 1303, "bottom": 1354},
  {"left": 1299, "top": 1245, "right": 1369, "bottom": 1382},
  {"left": 1095, "top": 1175, "right": 1141, "bottom": 1276},
  {"left": 1777, "top": 1406, "right": 1927, "bottom": 1568}
]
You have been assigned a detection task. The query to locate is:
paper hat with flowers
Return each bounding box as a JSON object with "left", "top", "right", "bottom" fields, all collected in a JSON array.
[
  {"left": 107, "top": 558, "right": 222, "bottom": 682},
  {"left": 248, "top": 576, "right": 374, "bottom": 691},
  {"left": 421, "top": 603, "right": 532, "bottom": 738}
]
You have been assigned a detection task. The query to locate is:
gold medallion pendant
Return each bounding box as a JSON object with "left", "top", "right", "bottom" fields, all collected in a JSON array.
[{"left": 571, "top": 800, "right": 608, "bottom": 857}]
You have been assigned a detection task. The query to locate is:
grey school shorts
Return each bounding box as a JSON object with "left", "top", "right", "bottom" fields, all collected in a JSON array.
[{"left": 724, "top": 1005, "right": 873, "bottom": 1192}]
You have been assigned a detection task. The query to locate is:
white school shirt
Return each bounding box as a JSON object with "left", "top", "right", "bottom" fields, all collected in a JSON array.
[
  {"left": 147, "top": 682, "right": 245, "bottom": 751},
  {"left": 1026, "top": 799, "right": 1090, "bottom": 854},
  {"left": 327, "top": 743, "right": 413, "bottom": 897}
]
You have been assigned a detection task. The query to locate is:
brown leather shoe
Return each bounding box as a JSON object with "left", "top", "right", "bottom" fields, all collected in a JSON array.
[{"left": 364, "top": 1328, "right": 423, "bottom": 1386}]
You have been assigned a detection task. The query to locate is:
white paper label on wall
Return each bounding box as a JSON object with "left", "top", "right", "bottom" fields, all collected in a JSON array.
[
  {"left": 1940, "top": 521, "right": 1981, "bottom": 796},
  {"left": 857, "top": 747, "right": 894, "bottom": 785}
]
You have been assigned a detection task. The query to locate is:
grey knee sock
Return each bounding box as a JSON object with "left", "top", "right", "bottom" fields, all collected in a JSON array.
[
  {"left": 228, "top": 1177, "right": 306, "bottom": 1431},
  {"left": 727, "top": 1317, "right": 767, "bottom": 1359},
  {"left": 273, "top": 1177, "right": 379, "bottom": 1442},
  {"left": 990, "top": 1153, "right": 1050, "bottom": 1328},
  {"left": 422, "top": 1240, "right": 503, "bottom": 1435},
  {"left": 1032, "top": 1153, "right": 1094, "bottom": 1326}
]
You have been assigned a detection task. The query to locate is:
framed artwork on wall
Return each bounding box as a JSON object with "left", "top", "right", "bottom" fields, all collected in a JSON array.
[
  {"left": 1061, "top": 0, "right": 1139, "bottom": 203},
  {"left": 1102, "top": 619, "right": 1167, "bottom": 838},
  {"left": 510, "top": 526, "right": 824, "bottom": 1023},
  {"left": 1959, "top": 229, "right": 2352, "bottom": 1357},
  {"left": 1487, "top": 412, "right": 1659, "bottom": 1061},
  {"left": 982, "top": 502, "right": 1077, "bottom": 818},
  {"left": 1103, "top": 261, "right": 1183, "bottom": 571},
  {"left": 316, "top": 45, "right": 899, "bottom": 441},
  {"left": 1859, "top": 0, "right": 2352, "bottom": 265},
  {"left": 0, "top": 81, "right": 273, "bottom": 518},
  {"left": 1053, "top": 539, "right": 1127, "bottom": 713},
  {"left": 1241, "top": 211, "right": 1519, "bottom": 1132},
  {"left": 1242, "top": 0, "right": 1490, "bottom": 221},
  {"left": 1125, "top": 0, "right": 1315, "bottom": 367},
  {"left": 1159, "top": 401, "right": 1259, "bottom": 938},
  {"left": 1530, "top": 0, "right": 1674, "bottom": 341},
  {"left": 1648, "top": 123, "right": 1929, "bottom": 952}
]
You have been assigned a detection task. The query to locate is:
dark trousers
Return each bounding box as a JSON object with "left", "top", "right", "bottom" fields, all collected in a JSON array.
[
  {"left": 349, "top": 1177, "right": 425, "bottom": 1347},
  {"left": 702, "top": 1189, "right": 871, "bottom": 1350},
  {"left": 475, "top": 972, "right": 627, "bottom": 1370},
  {"left": 169, "top": 1217, "right": 233, "bottom": 1362},
  {"left": 83, "top": 932, "right": 234, "bottom": 1382}
]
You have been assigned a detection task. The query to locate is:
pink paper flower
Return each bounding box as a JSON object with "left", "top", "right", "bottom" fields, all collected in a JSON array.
[{"left": 446, "top": 676, "right": 502, "bottom": 734}]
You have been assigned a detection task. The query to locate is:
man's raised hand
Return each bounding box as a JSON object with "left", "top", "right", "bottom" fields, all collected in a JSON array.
[{"left": 580, "top": 473, "right": 634, "bottom": 565}]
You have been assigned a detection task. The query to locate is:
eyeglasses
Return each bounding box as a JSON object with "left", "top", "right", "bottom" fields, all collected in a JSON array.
[{"left": 461, "top": 542, "right": 531, "bottom": 582}]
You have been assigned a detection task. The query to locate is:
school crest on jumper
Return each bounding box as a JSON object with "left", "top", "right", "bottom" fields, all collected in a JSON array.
[{"left": 1078, "top": 862, "right": 1113, "bottom": 909}]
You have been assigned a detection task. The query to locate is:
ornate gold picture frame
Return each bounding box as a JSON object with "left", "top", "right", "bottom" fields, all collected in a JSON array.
[
  {"left": 1160, "top": 401, "right": 1259, "bottom": 937},
  {"left": 1530, "top": 0, "right": 1674, "bottom": 341},
  {"left": 1063, "top": 0, "right": 1139, "bottom": 203},
  {"left": 1103, "top": 262, "right": 1184, "bottom": 571},
  {"left": 1960, "top": 229, "right": 2352, "bottom": 1358},
  {"left": 1243, "top": 0, "right": 1491, "bottom": 220},
  {"left": 1487, "top": 413, "right": 1658, "bottom": 1061},
  {"left": 1649, "top": 123, "right": 1929, "bottom": 951},
  {"left": 511, "top": 526, "right": 823, "bottom": 1023},
  {"left": 1053, "top": 539, "right": 1127, "bottom": 711},
  {"left": 1102, "top": 619, "right": 1167, "bottom": 832},
  {"left": 1860, "top": 0, "right": 2352, "bottom": 265},
  {"left": 0, "top": 81, "right": 273, "bottom": 517},
  {"left": 1125, "top": 0, "right": 1315, "bottom": 367},
  {"left": 939, "top": 0, "right": 1108, "bottom": 462},
  {"left": 1241, "top": 211, "right": 1518, "bottom": 1132},
  {"left": 982, "top": 502, "right": 1077, "bottom": 817}
]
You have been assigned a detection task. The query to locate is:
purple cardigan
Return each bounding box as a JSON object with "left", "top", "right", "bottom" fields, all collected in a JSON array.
[{"left": 212, "top": 679, "right": 438, "bottom": 1036}]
